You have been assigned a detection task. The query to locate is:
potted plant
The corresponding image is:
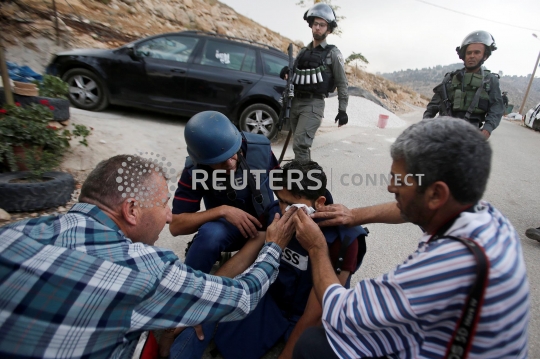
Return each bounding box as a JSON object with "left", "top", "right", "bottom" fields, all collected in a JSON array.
[
  {"left": 0, "top": 101, "right": 90, "bottom": 212},
  {"left": 35, "top": 74, "right": 71, "bottom": 122},
  {"left": 0, "top": 74, "right": 71, "bottom": 122}
]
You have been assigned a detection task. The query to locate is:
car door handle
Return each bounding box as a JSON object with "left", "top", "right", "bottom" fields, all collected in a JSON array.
[
  {"left": 171, "top": 69, "right": 186, "bottom": 74},
  {"left": 237, "top": 79, "right": 253, "bottom": 84}
]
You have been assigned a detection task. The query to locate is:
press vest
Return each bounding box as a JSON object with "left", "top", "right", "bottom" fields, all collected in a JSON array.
[
  {"left": 292, "top": 45, "right": 336, "bottom": 96},
  {"left": 443, "top": 69, "right": 493, "bottom": 120},
  {"left": 266, "top": 197, "right": 367, "bottom": 319},
  {"left": 184, "top": 132, "right": 274, "bottom": 218}
]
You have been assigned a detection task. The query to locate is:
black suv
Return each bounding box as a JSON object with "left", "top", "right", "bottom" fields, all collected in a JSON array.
[{"left": 46, "top": 31, "right": 289, "bottom": 138}]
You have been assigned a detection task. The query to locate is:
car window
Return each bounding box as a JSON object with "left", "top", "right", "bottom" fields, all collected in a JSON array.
[
  {"left": 135, "top": 36, "right": 198, "bottom": 63},
  {"left": 241, "top": 49, "right": 257, "bottom": 73},
  {"left": 261, "top": 52, "right": 288, "bottom": 77},
  {"left": 200, "top": 40, "right": 255, "bottom": 72}
]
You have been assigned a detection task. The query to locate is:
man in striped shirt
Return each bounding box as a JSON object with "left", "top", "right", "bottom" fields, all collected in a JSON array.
[
  {"left": 0, "top": 154, "right": 297, "bottom": 359},
  {"left": 292, "top": 118, "right": 530, "bottom": 358}
]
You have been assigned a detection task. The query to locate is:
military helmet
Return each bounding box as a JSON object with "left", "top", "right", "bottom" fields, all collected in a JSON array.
[
  {"left": 303, "top": 3, "right": 337, "bottom": 31},
  {"left": 184, "top": 111, "right": 242, "bottom": 165},
  {"left": 456, "top": 30, "right": 497, "bottom": 60}
]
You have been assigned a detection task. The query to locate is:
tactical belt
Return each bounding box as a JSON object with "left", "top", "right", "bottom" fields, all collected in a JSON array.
[
  {"left": 427, "top": 233, "right": 490, "bottom": 359},
  {"left": 294, "top": 92, "right": 325, "bottom": 100}
]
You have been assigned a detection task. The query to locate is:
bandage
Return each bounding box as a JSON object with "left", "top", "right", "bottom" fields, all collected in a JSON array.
[{"left": 285, "top": 204, "right": 316, "bottom": 215}]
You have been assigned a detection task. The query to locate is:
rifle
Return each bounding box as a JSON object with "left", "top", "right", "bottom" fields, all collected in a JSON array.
[
  {"left": 278, "top": 43, "right": 295, "bottom": 164},
  {"left": 441, "top": 82, "right": 453, "bottom": 117}
]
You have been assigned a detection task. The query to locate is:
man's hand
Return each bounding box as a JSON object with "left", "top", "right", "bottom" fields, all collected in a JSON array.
[
  {"left": 293, "top": 208, "right": 327, "bottom": 253},
  {"left": 222, "top": 206, "right": 262, "bottom": 238},
  {"left": 481, "top": 129, "right": 490, "bottom": 139},
  {"left": 335, "top": 111, "right": 348, "bottom": 127},
  {"left": 159, "top": 325, "right": 205, "bottom": 357},
  {"left": 280, "top": 66, "right": 290, "bottom": 80},
  {"left": 266, "top": 207, "right": 297, "bottom": 249},
  {"left": 310, "top": 204, "right": 354, "bottom": 227}
]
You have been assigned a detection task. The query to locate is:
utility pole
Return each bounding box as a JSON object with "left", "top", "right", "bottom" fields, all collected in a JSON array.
[
  {"left": 53, "top": 0, "right": 60, "bottom": 46},
  {"left": 518, "top": 34, "right": 540, "bottom": 114},
  {"left": 0, "top": 36, "right": 14, "bottom": 106}
]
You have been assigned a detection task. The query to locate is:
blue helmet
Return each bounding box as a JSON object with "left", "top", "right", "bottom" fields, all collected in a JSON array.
[{"left": 184, "top": 111, "right": 242, "bottom": 165}]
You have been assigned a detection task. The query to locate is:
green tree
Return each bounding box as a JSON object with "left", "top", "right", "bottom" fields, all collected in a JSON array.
[
  {"left": 345, "top": 52, "right": 369, "bottom": 80},
  {"left": 345, "top": 52, "right": 369, "bottom": 66}
]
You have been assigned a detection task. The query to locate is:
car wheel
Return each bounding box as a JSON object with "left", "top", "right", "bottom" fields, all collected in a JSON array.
[
  {"left": 239, "top": 104, "right": 279, "bottom": 139},
  {"left": 63, "top": 68, "right": 109, "bottom": 111}
]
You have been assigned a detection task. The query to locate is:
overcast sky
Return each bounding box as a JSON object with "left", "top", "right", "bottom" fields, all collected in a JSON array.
[{"left": 219, "top": 0, "right": 540, "bottom": 78}]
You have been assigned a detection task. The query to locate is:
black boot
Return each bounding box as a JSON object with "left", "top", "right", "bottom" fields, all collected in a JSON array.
[{"left": 525, "top": 227, "right": 540, "bottom": 241}]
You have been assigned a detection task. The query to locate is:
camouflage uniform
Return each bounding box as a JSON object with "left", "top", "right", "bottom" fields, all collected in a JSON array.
[{"left": 424, "top": 67, "right": 504, "bottom": 134}]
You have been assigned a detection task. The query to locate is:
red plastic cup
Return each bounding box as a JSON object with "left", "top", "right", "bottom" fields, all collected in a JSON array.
[{"left": 377, "top": 114, "right": 389, "bottom": 128}]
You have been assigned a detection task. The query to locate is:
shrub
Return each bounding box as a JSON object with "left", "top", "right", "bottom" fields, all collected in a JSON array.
[
  {"left": 36, "top": 75, "right": 69, "bottom": 99},
  {"left": 0, "top": 101, "right": 91, "bottom": 180}
]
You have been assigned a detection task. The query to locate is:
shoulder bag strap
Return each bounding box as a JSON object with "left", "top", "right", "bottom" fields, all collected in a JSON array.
[{"left": 439, "top": 235, "right": 490, "bottom": 359}]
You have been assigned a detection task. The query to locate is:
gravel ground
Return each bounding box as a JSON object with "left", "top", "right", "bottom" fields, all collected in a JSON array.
[{"left": 323, "top": 96, "right": 406, "bottom": 128}]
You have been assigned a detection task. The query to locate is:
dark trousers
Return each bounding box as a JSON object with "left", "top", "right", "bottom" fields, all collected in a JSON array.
[
  {"left": 293, "top": 326, "right": 388, "bottom": 359},
  {"left": 184, "top": 218, "right": 247, "bottom": 273},
  {"left": 293, "top": 326, "right": 339, "bottom": 359}
]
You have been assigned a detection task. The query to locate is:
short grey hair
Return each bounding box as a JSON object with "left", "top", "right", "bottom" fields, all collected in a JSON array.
[
  {"left": 390, "top": 118, "right": 491, "bottom": 204},
  {"left": 80, "top": 154, "right": 167, "bottom": 209}
]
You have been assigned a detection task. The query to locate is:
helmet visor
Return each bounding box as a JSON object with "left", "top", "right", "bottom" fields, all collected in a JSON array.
[
  {"left": 305, "top": 3, "right": 336, "bottom": 23},
  {"left": 462, "top": 30, "right": 495, "bottom": 47}
]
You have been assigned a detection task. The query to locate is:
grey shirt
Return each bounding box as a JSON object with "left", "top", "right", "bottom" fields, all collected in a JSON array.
[{"left": 300, "top": 40, "right": 349, "bottom": 112}]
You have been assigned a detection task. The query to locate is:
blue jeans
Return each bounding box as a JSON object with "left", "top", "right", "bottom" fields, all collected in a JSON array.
[
  {"left": 169, "top": 295, "right": 290, "bottom": 359},
  {"left": 184, "top": 218, "right": 247, "bottom": 273},
  {"left": 169, "top": 322, "right": 216, "bottom": 359}
]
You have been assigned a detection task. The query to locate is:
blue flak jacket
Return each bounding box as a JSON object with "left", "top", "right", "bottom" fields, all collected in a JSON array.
[{"left": 265, "top": 191, "right": 367, "bottom": 320}]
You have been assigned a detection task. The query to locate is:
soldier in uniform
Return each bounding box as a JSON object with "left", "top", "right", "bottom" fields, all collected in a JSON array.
[
  {"left": 502, "top": 91, "right": 509, "bottom": 114},
  {"left": 280, "top": 3, "right": 349, "bottom": 162},
  {"left": 423, "top": 30, "right": 504, "bottom": 139}
]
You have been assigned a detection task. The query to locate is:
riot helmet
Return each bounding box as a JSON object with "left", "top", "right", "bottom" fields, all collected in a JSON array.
[
  {"left": 303, "top": 3, "right": 337, "bottom": 31},
  {"left": 184, "top": 111, "right": 242, "bottom": 165},
  {"left": 456, "top": 30, "right": 497, "bottom": 60}
]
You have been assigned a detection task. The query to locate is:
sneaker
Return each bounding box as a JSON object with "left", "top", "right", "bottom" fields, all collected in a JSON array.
[
  {"left": 184, "top": 239, "right": 194, "bottom": 257},
  {"left": 525, "top": 227, "right": 540, "bottom": 241}
]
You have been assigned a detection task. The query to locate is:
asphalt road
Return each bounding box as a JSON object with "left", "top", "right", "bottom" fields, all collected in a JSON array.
[{"left": 70, "top": 104, "right": 540, "bottom": 358}]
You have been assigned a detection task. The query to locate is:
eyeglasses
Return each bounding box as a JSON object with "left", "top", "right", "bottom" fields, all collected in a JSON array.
[{"left": 312, "top": 22, "right": 328, "bottom": 29}]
